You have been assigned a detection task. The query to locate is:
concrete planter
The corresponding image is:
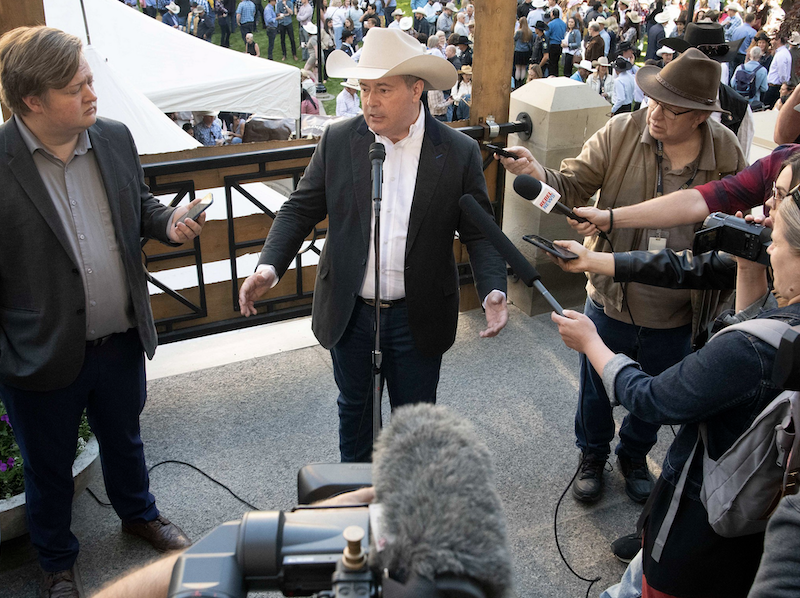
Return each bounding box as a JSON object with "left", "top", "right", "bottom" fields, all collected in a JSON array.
[{"left": 0, "top": 436, "right": 100, "bottom": 542}]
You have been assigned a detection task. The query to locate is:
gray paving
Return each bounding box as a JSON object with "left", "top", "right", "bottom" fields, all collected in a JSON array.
[{"left": 0, "top": 304, "right": 673, "bottom": 597}]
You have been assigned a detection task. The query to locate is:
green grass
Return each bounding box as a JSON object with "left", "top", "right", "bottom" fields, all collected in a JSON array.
[{"left": 206, "top": 0, "right": 414, "bottom": 116}]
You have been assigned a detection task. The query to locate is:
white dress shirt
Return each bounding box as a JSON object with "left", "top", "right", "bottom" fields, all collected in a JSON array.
[
  {"left": 768, "top": 44, "right": 792, "bottom": 85},
  {"left": 359, "top": 104, "right": 426, "bottom": 300},
  {"left": 336, "top": 89, "right": 362, "bottom": 117}
]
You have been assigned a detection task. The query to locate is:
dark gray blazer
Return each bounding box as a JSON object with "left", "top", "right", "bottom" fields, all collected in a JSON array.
[
  {"left": 0, "top": 117, "right": 175, "bottom": 392},
  {"left": 260, "top": 111, "right": 507, "bottom": 357}
]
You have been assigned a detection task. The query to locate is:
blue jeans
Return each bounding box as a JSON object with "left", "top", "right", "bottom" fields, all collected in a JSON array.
[
  {"left": 575, "top": 297, "right": 691, "bottom": 461},
  {"left": 0, "top": 329, "right": 158, "bottom": 571},
  {"left": 331, "top": 299, "right": 442, "bottom": 462}
]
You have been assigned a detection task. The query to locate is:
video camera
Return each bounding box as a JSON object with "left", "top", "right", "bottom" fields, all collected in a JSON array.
[
  {"left": 167, "top": 464, "right": 489, "bottom": 598},
  {"left": 693, "top": 212, "right": 773, "bottom": 266}
]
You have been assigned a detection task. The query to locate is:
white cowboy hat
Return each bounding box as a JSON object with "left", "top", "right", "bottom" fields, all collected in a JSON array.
[
  {"left": 445, "top": 2, "right": 457, "bottom": 10},
  {"left": 593, "top": 16, "right": 606, "bottom": 25},
  {"left": 578, "top": 59, "right": 596, "bottom": 72},
  {"left": 303, "top": 22, "right": 318, "bottom": 35},
  {"left": 414, "top": 7, "right": 427, "bottom": 14},
  {"left": 341, "top": 78, "right": 361, "bottom": 90},
  {"left": 532, "top": 0, "right": 546, "bottom": 7},
  {"left": 166, "top": 2, "right": 180, "bottom": 13},
  {"left": 326, "top": 27, "right": 457, "bottom": 90},
  {"left": 726, "top": 2, "right": 743, "bottom": 11},
  {"left": 392, "top": 8, "right": 404, "bottom": 16},
  {"left": 596, "top": 55, "right": 611, "bottom": 67},
  {"left": 655, "top": 11, "right": 670, "bottom": 23},
  {"left": 627, "top": 11, "right": 641, "bottom": 23},
  {"left": 400, "top": 16, "right": 413, "bottom": 30},
  {"left": 656, "top": 45, "right": 675, "bottom": 56}
]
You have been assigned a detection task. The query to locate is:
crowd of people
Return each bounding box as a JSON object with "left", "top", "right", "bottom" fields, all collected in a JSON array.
[
  {"left": 510, "top": 0, "right": 796, "bottom": 118},
  {"left": 9, "top": 2, "right": 800, "bottom": 598}
]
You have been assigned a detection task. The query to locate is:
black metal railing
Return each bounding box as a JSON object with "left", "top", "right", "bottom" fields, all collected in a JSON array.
[{"left": 142, "top": 119, "right": 530, "bottom": 344}]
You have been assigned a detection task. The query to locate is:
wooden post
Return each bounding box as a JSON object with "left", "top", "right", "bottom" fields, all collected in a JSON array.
[
  {"left": 0, "top": 0, "right": 46, "bottom": 120},
  {"left": 470, "top": 0, "right": 516, "bottom": 127}
]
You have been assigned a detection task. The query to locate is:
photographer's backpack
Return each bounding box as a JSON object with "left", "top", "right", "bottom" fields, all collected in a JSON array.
[
  {"left": 650, "top": 318, "right": 800, "bottom": 562},
  {"left": 733, "top": 64, "right": 764, "bottom": 99}
]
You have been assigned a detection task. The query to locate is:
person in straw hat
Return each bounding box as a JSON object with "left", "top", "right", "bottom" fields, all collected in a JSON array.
[
  {"left": 570, "top": 58, "right": 596, "bottom": 82},
  {"left": 335, "top": 77, "right": 362, "bottom": 116},
  {"left": 587, "top": 55, "right": 614, "bottom": 101},
  {"left": 646, "top": 10, "right": 670, "bottom": 60},
  {"left": 497, "top": 48, "right": 745, "bottom": 508},
  {"left": 239, "top": 28, "right": 508, "bottom": 462}
]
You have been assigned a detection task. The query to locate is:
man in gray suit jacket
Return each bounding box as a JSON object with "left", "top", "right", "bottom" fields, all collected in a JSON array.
[
  {"left": 0, "top": 27, "right": 205, "bottom": 597},
  {"left": 239, "top": 28, "right": 508, "bottom": 462}
]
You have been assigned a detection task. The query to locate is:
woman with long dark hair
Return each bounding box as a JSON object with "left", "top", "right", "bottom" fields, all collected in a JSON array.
[{"left": 514, "top": 17, "right": 533, "bottom": 89}]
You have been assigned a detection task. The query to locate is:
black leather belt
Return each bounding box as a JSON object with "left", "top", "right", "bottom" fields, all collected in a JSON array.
[
  {"left": 358, "top": 296, "right": 406, "bottom": 308},
  {"left": 87, "top": 334, "right": 114, "bottom": 347}
]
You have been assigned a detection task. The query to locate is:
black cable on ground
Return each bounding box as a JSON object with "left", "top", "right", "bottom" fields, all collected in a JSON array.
[
  {"left": 86, "top": 459, "right": 262, "bottom": 512},
  {"left": 553, "top": 459, "right": 602, "bottom": 598}
]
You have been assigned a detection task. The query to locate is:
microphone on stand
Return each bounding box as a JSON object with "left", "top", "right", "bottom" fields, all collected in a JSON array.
[
  {"left": 370, "top": 142, "right": 386, "bottom": 204},
  {"left": 458, "top": 194, "right": 565, "bottom": 316},
  {"left": 368, "top": 142, "right": 386, "bottom": 448}
]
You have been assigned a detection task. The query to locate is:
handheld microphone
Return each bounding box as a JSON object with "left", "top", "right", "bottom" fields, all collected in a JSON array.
[
  {"left": 371, "top": 403, "right": 514, "bottom": 598},
  {"left": 458, "top": 194, "right": 565, "bottom": 315},
  {"left": 512, "top": 175, "right": 589, "bottom": 223},
  {"left": 369, "top": 142, "right": 386, "bottom": 203}
]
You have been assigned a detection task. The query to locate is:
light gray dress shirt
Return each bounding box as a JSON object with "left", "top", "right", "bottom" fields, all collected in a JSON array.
[{"left": 15, "top": 116, "right": 136, "bottom": 340}]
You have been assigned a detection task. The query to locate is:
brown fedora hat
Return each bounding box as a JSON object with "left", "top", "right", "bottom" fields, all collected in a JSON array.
[{"left": 636, "top": 48, "right": 728, "bottom": 113}]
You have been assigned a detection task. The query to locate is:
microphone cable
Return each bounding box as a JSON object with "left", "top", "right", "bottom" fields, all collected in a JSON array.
[{"left": 86, "top": 459, "right": 262, "bottom": 512}]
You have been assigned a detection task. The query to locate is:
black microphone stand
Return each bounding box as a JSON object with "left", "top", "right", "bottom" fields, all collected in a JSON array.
[{"left": 369, "top": 143, "right": 386, "bottom": 447}]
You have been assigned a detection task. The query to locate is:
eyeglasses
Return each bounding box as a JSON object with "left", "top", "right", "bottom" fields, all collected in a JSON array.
[
  {"left": 772, "top": 181, "right": 800, "bottom": 205},
  {"left": 648, "top": 99, "right": 694, "bottom": 120}
]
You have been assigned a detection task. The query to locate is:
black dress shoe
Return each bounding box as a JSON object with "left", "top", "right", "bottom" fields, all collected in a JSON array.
[
  {"left": 611, "top": 531, "right": 642, "bottom": 563},
  {"left": 572, "top": 452, "right": 606, "bottom": 503},
  {"left": 122, "top": 514, "right": 192, "bottom": 552},
  {"left": 617, "top": 454, "right": 654, "bottom": 504},
  {"left": 41, "top": 565, "right": 83, "bottom": 598}
]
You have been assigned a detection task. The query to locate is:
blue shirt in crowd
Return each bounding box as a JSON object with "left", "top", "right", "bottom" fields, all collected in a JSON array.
[
  {"left": 237, "top": 0, "right": 256, "bottom": 23},
  {"left": 265, "top": 3, "right": 277, "bottom": 27},
  {"left": 547, "top": 17, "right": 566, "bottom": 44}
]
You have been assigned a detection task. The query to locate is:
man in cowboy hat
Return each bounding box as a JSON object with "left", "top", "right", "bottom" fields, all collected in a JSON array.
[
  {"left": 661, "top": 22, "right": 753, "bottom": 153},
  {"left": 646, "top": 10, "right": 669, "bottom": 60},
  {"left": 570, "top": 58, "right": 595, "bottom": 82},
  {"left": 413, "top": 7, "right": 433, "bottom": 40},
  {"left": 722, "top": 1, "right": 744, "bottom": 41},
  {"left": 655, "top": 44, "right": 675, "bottom": 66},
  {"left": 455, "top": 34, "right": 473, "bottom": 66},
  {"left": 610, "top": 55, "right": 635, "bottom": 113},
  {"left": 388, "top": 8, "right": 405, "bottom": 29},
  {"left": 437, "top": 2, "right": 456, "bottom": 37},
  {"left": 498, "top": 48, "right": 745, "bottom": 506},
  {"left": 239, "top": 28, "right": 508, "bottom": 462},
  {"left": 335, "top": 77, "right": 362, "bottom": 116}
]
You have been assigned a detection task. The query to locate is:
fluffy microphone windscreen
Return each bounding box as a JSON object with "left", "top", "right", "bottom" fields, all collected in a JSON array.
[{"left": 371, "top": 404, "right": 514, "bottom": 598}]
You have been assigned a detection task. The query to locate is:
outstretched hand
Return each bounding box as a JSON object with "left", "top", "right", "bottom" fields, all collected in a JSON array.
[
  {"left": 238, "top": 267, "right": 278, "bottom": 317},
  {"left": 481, "top": 291, "right": 508, "bottom": 338}
]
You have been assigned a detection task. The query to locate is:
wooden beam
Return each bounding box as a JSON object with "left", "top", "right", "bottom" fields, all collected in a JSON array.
[
  {"left": 0, "top": 0, "right": 46, "bottom": 119},
  {"left": 470, "top": 0, "right": 516, "bottom": 128}
]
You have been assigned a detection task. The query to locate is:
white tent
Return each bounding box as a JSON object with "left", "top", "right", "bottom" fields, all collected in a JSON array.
[
  {"left": 44, "top": 0, "right": 301, "bottom": 120},
  {"left": 83, "top": 45, "right": 201, "bottom": 154}
]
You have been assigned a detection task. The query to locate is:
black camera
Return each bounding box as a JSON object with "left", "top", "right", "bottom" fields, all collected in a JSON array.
[
  {"left": 167, "top": 464, "right": 489, "bottom": 598},
  {"left": 693, "top": 212, "right": 772, "bottom": 266}
]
